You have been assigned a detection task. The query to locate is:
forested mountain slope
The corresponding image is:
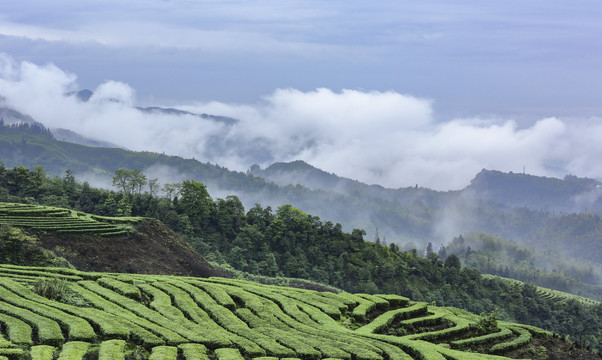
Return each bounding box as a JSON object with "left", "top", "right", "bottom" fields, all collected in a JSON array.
[{"left": 0, "top": 166, "right": 600, "bottom": 353}]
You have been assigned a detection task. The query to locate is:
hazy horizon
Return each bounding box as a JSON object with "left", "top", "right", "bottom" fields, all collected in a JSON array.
[{"left": 1, "top": 1, "right": 601, "bottom": 190}]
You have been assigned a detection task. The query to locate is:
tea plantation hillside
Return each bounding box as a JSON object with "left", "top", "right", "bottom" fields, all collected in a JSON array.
[
  {"left": 482, "top": 275, "right": 602, "bottom": 308},
  {"left": 0, "top": 202, "right": 139, "bottom": 238},
  {"left": 0, "top": 203, "right": 219, "bottom": 277},
  {"left": 0, "top": 265, "right": 589, "bottom": 360}
]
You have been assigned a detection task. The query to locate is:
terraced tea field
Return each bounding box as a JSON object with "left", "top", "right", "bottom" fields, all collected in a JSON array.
[
  {"left": 0, "top": 203, "right": 143, "bottom": 237},
  {"left": 483, "top": 274, "right": 602, "bottom": 307},
  {"left": 0, "top": 265, "right": 552, "bottom": 360}
]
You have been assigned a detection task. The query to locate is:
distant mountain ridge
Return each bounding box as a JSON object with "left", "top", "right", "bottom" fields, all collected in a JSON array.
[
  {"left": 250, "top": 160, "right": 391, "bottom": 193},
  {"left": 71, "top": 88, "right": 239, "bottom": 126},
  {"left": 465, "top": 169, "right": 602, "bottom": 212},
  {"left": 252, "top": 161, "right": 602, "bottom": 213}
]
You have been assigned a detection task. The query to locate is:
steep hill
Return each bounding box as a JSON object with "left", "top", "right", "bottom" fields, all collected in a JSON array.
[
  {"left": 0, "top": 265, "right": 596, "bottom": 360},
  {"left": 0, "top": 202, "right": 219, "bottom": 277}
]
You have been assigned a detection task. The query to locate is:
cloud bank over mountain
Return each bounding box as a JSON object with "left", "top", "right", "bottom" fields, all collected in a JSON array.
[{"left": 1, "top": 54, "right": 600, "bottom": 190}]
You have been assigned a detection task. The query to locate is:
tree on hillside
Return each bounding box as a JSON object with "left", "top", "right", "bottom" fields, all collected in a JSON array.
[
  {"left": 113, "top": 168, "right": 133, "bottom": 194},
  {"left": 63, "top": 169, "right": 77, "bottom": 207},
  {"left": 445, "top": 254, "right": 462, "bottom": 270},
  {"left": 129, "top": 169, "right": 147, "bottom": 195},
  {"left": 179, "top": 180, "right": 215, "bottom": 235},
  {"left": 112, "top": 168, "right": 148, "bottom": 195},
  {"left": 162, "top": 183, "right": 182, "bottom": 201},
  {"left": 148, "top": 178, "right": 160, "bottom": 197}
]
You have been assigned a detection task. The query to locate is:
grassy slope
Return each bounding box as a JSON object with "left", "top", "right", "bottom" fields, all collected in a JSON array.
[{"left": 0, "top": 264, "right": 585, "bottom": 360}]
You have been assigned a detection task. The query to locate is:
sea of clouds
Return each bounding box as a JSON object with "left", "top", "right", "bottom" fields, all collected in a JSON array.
[{"left": 1, "top": 54, "right": 601, "bottom": 190}]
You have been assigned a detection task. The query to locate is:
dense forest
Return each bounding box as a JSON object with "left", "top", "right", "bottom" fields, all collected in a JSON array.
[{"left": 0, "top": 163, "right": 600, "bottom": 352}]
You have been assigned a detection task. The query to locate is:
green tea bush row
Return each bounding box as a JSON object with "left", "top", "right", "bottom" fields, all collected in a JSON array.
[
  {"left": 149, "top": 345, "right": 178, "bottom": 360},
  {"left": 178, "top": 343, "right": 209, "bottom": 360},
  {"left": 0, "top": 312, "right": 32, "bottom": 345},
  {"left": 78, "top": 281, "right": 195, "bottom": 345},
  {"left": 375, "top": 294, "right": 410, "bottom": 307},
  {"left": 356, "top": 294, "right": 390, "bottom": 308},
  {"left": 0, "top": 279, "right": 129, "bottom": 340},
  {"left": 0, "top": 335, "right": 12, "bottom": 348},
  {"left": 224, "top": 282, "right": 323, "bottom": 327},
  {"left": 56, "top": 341, "right": 90, "bottom": 360},
  {"left": 317, "top": 291, "right": 358, "bottom": 307},
  {"left": 0, "top": 264, "right": 549, "bottom": 360},
  {"left": 209, "top": 281, "right": 367, "bottom": 358},
  {"left": 89, "top": 215, "right": 145, "bottom": 224},
  {"left": 356, "top": 303, "right": 428, "bottom": 334},
  {"left": 435, "top": 343, "right": 513, "bottom": 360},
  {"left": 214, "top": 348, "right": 245, "bottom": 360},
  {"left": 0, "top": 265, "right": 95, "bottom": 279},
  {"left": 0, "top": 283, "right": 96, "bottom": 341},
  {"left": 186, "top": 281, "right": 237, "bottom": 310},
  {"left": 0, "top": 268, "right": 82, "bottom": 281},
  {"left": 450, "top": 327, "right": 513, "bottom": 349},
  {"left": 0, "top": 299, "right": 63, "bottom": 345},
  {"left": 69, "top": 283, "right": 166, "bottom": 346},
  {"left": 404, "top": 309, "right": 471, "bottom": 342},
  {"left": 489, "top": 327, "right": 532, "bottom": 354},
  {"left": 98, "top": 339, "right": 126, "bottom": 360},
  {"left": 149, "top": 282, "right": 263, "bottom": 353},
  {"left": 228, "top": 287, "right": 383, "bottom": 360},
  {"left": 296, "top": 302, "right": 342, "bottom": 328},
  {"left": 137, "top": 283, "right": 186, "bottom": 320},
  {"left": 149, "top": 282, "right": 232, "bottom": 348},
  {"left": 29, "top": 345, "right": 56, "bottom": 360},
  {"left": 166, "top": 280, "right": 267, "bottom": 357},
  {"left": 351, "top": 299, "right": 377, "bottom": 321},
  {"left": 97, "top": 278, "right": 141, "bottom": 300},
  {"left": 0, "top": 347, "right": 25, "bottom": 358},
  {"left": 238, "top": 306, "right": 354, "bottom": 359},
  {"left": 275, "top": 289, "right": 342, "bottom": 318}
]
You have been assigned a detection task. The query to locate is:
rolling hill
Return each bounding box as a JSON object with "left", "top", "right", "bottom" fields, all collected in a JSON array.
[{"left": 0, "top": 264, "right": 595, "bottom": 360}]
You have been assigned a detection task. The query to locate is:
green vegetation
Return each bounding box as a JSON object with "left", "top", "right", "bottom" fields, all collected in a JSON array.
[
  {"left": 29, "top": 345, "right": 55, "bottom": 360},
  {"left": 56, "top": 341, "right": 90, "bottom": 360},
  {"left": 482, "top": 274, "right": 601, "bottom": 307},
  {"left": 0, "top": 163, "right": 600, "bottom": 352},
  {"left": 98, "top": 339, "right": 126, "bottom": 360},
  {"left": 0, "top": 265, "right": 572, "bottom": 359},
  {"left": 2, "top": 125, "right": 600, "bottom": 280},
  {"left": 0, "top": 202, "right": 138, "bottom": 237},
  {"left": 445, "top": 232, "right": 602, "bottom": 300}
]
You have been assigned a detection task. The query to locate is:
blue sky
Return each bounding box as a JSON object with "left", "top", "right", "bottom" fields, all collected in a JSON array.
[{"left": 1, "top": 1, "right": 602, "bottom": 189}]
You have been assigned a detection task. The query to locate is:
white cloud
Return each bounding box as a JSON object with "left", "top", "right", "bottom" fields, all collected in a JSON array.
[{"left": 0, "top": 55, "right": 601, "bottom": 190}]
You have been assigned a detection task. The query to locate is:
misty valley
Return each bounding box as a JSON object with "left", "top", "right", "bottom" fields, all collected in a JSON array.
[{"left": 0, "top": 114, "right": 600, "bottom": 359}]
